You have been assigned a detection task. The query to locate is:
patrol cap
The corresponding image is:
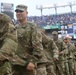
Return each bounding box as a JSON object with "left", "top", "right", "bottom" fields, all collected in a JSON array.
[
  {"left": 52, "top": 31, "right": 58, "bottom": 35},
  {"left": 15, "top": 4, "right": 27, "bottom": 12}
]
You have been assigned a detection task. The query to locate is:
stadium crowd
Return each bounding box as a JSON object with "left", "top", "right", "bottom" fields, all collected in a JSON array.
[{"left": 27, "top": 12, "right": 76, "bottom": 27}]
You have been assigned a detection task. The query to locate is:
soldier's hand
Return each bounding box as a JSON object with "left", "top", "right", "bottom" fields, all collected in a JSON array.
[
  {"left": 26, "top": 62, "right": 35, "bottom": 71},
  {"left": 59, "top": 51, "right": 63, "bottom": 55},
  {"left": 0, "top": 54, "right": 6, "bottom": 61},
  {"left": 53, "top": 57, "right": 58, "bottom": 61}
]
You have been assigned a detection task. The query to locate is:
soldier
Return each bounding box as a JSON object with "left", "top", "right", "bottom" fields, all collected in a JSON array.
[
  {"left": 74, "top": 48, "right": 76, "bottom": 75},
  {"left": 41, "top": 31, "right": 59, "bottom": 75},
  {"left": 63, "top": 35, "right": 75, "bottom": 75},
  {"left": 34, "top": 30, "right": 49, "bottom": 75},
  {"left": 0, "top": 13, "right": 18, "bottom": 75},
  {"left": 14, "top": 4, "right": 48, "bottom": 75},
  {"left": 74, "top": 41, "right": 76, "bottom": 75},
  {"left": 52, "top": 31, "right": 67, "bottom": 75}
]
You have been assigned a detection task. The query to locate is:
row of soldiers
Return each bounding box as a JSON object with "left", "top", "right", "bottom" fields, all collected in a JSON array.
[
  {"left": 0, "top": 4, "right": 76, "bottom": 75},
  {"left": 51, "top": 31, "right": 76, "bottom": 75}
]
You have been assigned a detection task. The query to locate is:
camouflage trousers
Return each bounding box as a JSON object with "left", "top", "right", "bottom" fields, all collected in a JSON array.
[
  {"left": 36, "top": 64, "right": 47, "bottom": 75},
  {"left": 64, "top": 59, "right": 74, "bottom": 75},
  {"left": 0, "top": 61, "right": 12, "bottom": 75},
  {"left": 74, "top": 60, "right": 76, "bottom": 75},
  {"left": 46, "top": 63, "right": 56, "bottom": 75},
  {"left": 64, "top": 61, "right": 70, "bottom": 75},
  {"left": 68, "top": 59, "right": 74, "bottom": 75},
  {"left": 54, "top": 60, "right": 65, "bottom": 75},
  {"left": 12, "top": 65, "right": 36, "bottom": 75}
]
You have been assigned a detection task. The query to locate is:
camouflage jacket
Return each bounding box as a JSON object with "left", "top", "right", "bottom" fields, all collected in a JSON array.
[
  {"left": 65, "top": 43, "right": 75, "bottom": 60},
  {"left": 0, "top": 13, "right": 26, "bottom": 66},
  {"left": 42, "top": 32, "right": 59, "bottom": 64},
  {"left": 0, "top": 37, "right": 27, "bottom": 66},
  {"left": 54, "top": 39, "right": 67, "bottom": 61},
  {"left": 15, "top": 22, "right": 47, "bottom": 65}
]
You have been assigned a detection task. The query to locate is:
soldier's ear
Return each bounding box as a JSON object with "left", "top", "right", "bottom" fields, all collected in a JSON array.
[{"left": 26, "top": 11, "right": 28, "bottom": 15}]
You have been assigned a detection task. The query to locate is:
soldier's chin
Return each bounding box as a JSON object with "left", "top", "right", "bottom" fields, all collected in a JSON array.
[{"left": 17, "top": 18, "right": 23, "bottom": 21}]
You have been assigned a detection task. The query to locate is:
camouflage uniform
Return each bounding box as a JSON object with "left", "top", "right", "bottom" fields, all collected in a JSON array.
[
  {"left": 36, "top": 31, "right": 48, "bottom": 75},
  {"left": 14, "top": 4, "right": 48, "bottom": 75},
  {"left": 13, "top": 22, "right": 48, "bottom": 75},
  {"left": 65, "top": 43, "right": 75, "bottom": 75},
  {"left": 74, "top": 41, "right": 76, "bottom": 75},
  {"left": 41, "top": 32, "right": 58, "bottom": 75},
  {"left": 0, "top": 13, "right": 18, "bottom": 75},
  {"left": 74, "top": 52, "right": 76, "bottom": 75},
  {"left": 52, "top": 31, "right": 67, "bottom": 75},
  {"left": 63, "top": 35, "right": 76, "bottom": 75},
  {"left": 54, "top": 39, "right": 67, "bottom": 75}
]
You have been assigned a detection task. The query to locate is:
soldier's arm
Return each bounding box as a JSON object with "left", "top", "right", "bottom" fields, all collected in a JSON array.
[
  {"left": 0, "top": 38, "right": 17, "bottom": 56},
  {"left": 0, "top": 38, "right": 17, "bottom": 62},
  {"left": 70, "top": 44, "right": 76, "bottom": 57},
  {"left": 0, "top": 51, "right": 7, "bottom": 61},
  {"left": 7, "top": 23, "right": 18, "bottom": 42},
  {"left": 0, "top": 38, "right": 29, "bottom": 66},
  {"left": 59, "top": 41, "right": 67, "bottom": 55},
  {"left": 31, "top": 24, "right": 43, "bottom": 58},
  {"left": 51, "top": 39, "right": 59, "bottom": 59}
]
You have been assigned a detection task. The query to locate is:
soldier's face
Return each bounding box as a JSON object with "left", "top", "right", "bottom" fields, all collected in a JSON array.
[
  {"left": 63, "top": 39, "right": 70, "bottom": 43},
  {"left": 52, "top": 34, "right": 58, "bottom": 40},
  {"left": 16, "top": 10, "right": 28, "bottom": 21},
  {"left": 63, "top": 39, "right": 67, "bottom": 43}
]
